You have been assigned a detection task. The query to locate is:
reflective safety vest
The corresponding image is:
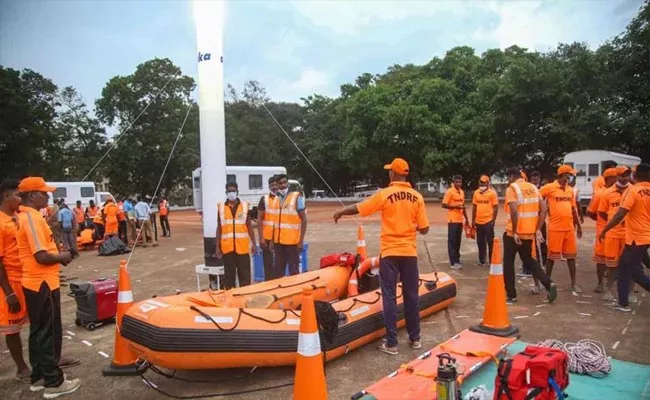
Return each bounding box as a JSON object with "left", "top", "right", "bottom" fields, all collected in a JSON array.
[
  {"left": 117, "top": 201, "right": 126, "bottom": 222},
  {"left": 506, "top": 180, "right": 540, "bottom": 239},
  {"left": 159, "top": 200, "right": 169, "bottom": 217},
  {"left": 87, "top": 205, "right": 98, "bottom": 217},
  {"left": 273, "top": 192, "right": 302, "bottom": 245},
  {"left": 219, "top": 200, "right": 250, "bottom": 255},
  {"left": 73, "top": 207, "right": 85, "bottom": 223},
  {"left": 261, "top": 194, "right": 278, "bottom": 241},
  {"left": 93, "top": 208, "right": 104, "bottom": 225}
]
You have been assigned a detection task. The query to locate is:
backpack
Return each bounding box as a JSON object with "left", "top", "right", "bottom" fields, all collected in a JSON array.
[
  {"left": 98, "top": 236, "right": 131, "bottom": 256},
  {"left": 494, "top": 345, "right": 569, "bottom": 400},
  {"left": 319, "top": 252, "right": 357, "bottom": 268}
]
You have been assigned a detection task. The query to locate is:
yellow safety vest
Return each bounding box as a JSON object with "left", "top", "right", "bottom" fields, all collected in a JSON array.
[
  {"left": 506, "top": 179, "right": 540, "bottom": 239},
  {"left": 219, "top": 200, "right": 250, "bottom": 255},
  {"left": 262, "top": 194, "right": 278, "bottom": 241},
  {"left": 273, "top": 192, "right": 302, "bottom": 245}
]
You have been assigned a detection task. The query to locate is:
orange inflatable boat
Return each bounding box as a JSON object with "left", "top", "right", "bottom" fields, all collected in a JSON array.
[
  {"left": 120, "top": 265, "right": 457, "bottom": 370},
  {"left": 352, "top": 329, "right": 517, "bottom": 400}
]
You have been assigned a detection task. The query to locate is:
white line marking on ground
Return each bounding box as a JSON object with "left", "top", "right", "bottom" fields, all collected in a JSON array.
[
  {"left": 455, "top": 315, "right": 469, "bottom": 319},
  {"left": 632, "top": 310, "right": 637, "bottom": 315},
  {"left": 622, "top": 327, "right": 628, "bottom": 335},
  {"left": 612, "top": 341, "right": 620, "bottom": 350},
  {"left": 421, "top": 321, "right": 437, "bottom": 325},
  {"left": 627, "top": 319, "right": 633, "bottom": 326},
  {"left": 536, "top": 304, "right": 548, "bottom": 308},
  {"left": 534, "top": 312, "right": 541, "bottom": 317},
  {"left": 576, "top": 300, "right": 592, "bottom": 304},
  {"left": 63, "top": 335, "right": 72, "bottom": 340},
  {"left": 638, "top": 300, "right": 642, "bottom": 307},
  {"left": 176, "top": 248, "right": 186, "bottom": 251},
  {"left": 98, "top": 351, "right": 109, "bottom": 358},
  {"left": 2, "top": 350, "right": 9, "bottom": 354},
  {"left": 579, "top": 313, "right": 592, "bottom": 317},
  {"left": 66, "top": 330, "right": 76, "bottom": 336},
  {"left": 581, "top": 295, "right": 593, "bottom": 298},
  {"left": 514, "top": 315, "right": 529, "bottom": 319},
  {"left": 81, "top": 340, "right": 93, "bottom": 347}
]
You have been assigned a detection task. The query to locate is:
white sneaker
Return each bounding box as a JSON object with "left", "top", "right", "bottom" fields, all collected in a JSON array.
[
  {"left": 450, "top": 263, "right": 463, "bottom": 270},
  {"left": 602, "top": 292, "right": 615, "bottom": 302},
  {"left": 30, "top": 380, "right": 45, "bottom": 392},
  {"left": 43, "top": 378, "right": 81, "bottom": 399}
]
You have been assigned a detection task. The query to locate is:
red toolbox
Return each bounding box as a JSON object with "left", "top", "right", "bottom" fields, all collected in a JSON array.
[{"left": 68, "top": 277, "right": 117, "bottom": 331}]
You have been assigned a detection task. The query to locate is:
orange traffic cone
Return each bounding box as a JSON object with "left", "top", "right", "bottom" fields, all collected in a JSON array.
[
  {"left": 103, "top": 260, "right": 143, "bottom": 376},
  {"left": 293, "top": 287, "right": 328, "bottom": 400},
  {"left": 356, "top": 225, "right": 367, "bottom": 261},
  {"left": 469, "top": 238, "right": 519, "bottom": 338}
]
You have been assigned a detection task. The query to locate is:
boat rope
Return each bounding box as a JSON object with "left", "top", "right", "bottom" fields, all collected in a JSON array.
[
  {"left": 536, "top": 339, "right": 611, "bottom": 378},
  {"left": 261, "top": 103, "right": 361, "bottom": 225},
  {"left": 231, "top": 276, "right": 321, "bottom": 296},
  {"left": 82, "top": 75, "right": 177, "bottom": 182},
  {"left": 147, "top": 364, "right": 254, "bottom": 384},
  {"left": 125, "top": 103, "right": 193, "bottom": 266},
  {"left": 140, "top": 373, "right": 294, "bottom": 399}
]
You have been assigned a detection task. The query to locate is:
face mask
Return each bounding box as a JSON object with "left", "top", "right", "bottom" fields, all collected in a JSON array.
[
  {"left": 226, "top": 192, "right": 237, "bottom": 201},
  {"left": 568, "top": 175, "right": 576, "bottom": 184},
  {"left": 480, "top": 185, "right": 488, "bottom": 192},
  {"left": 278, "top": 188, "right": 289, "bottom": 196},
  {"left": 616, "top": 181, "right": 629, "bottom": 189}
]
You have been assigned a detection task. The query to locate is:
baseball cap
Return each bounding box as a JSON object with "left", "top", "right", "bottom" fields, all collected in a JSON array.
[
  {"left": 383, "top": 158, "right": 409, "bottom": 175},
  {"left": 603, "top": 168, "right": 618, "bottom": 178},
  {"left": 18, "top": 177, "right": 55, "bottom": 193},
  {"left": 617, "top": 165, "right": 631, "bottom": 175},
  {"left": 557, "top": 165, "right": 576, "bottom": 175},
  {"left": 479, "top": 175, "right": 490, "bottom": 184}
]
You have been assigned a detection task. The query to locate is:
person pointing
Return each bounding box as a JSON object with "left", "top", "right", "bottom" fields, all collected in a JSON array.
[{"left": 333, "top": 158, "right": 429, "bottom": 355}]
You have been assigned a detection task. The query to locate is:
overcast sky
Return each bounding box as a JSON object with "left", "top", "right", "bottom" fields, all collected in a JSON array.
[{"left": 0, "top": 0, "right": 643, "bottom": 107}]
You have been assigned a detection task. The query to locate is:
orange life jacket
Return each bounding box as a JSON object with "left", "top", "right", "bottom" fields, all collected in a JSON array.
[
  {"left": 505, "top": 179, "right": 540, "bottom": 239},
  {"left": 273, "top": 192, "right": 302, "bottom": 245},
  {"left": 159, "top": 200, "right": 169, "bottom": 217},
  {"left": 261, "top": 194, "right": 278, "bottom": 241},
  {"left": 219, "top": 200, "right": 250, "bottom": 255}
]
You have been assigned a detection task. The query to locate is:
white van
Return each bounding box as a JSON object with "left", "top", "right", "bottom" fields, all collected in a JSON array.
[
  {"left": 563, "top": 150, "right": 641, "bottom": 204},
  {"left": 192, "top": 166, "right": 303, "bottom": 217},
  {"left": 46, "top": 181, "right": 116, "bottom": 208}
]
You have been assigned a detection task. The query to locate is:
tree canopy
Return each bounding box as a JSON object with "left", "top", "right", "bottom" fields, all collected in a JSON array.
[{"left": 1, "top": 1, "right": 648, "bottom": 197}]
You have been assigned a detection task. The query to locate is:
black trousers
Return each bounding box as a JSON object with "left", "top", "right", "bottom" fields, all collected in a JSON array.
[
  {"left": 118, "top": 220, "right": 127, "bottom": 241},
  {"left": 503, "top": 233, "right": 552, "bottom": 299},
  {"left": 476, "top": 221, "right": 495, "bottom": 264},
  {"left": 94, "top": 223, "right": 105, "bottom": 240},
  {"left": 223, "top": 252, "right": 251, "bottom": 290},
  {"left": 23, "top": 282, "right": 64, "bottom": 387},
  {"left": 447, "top": 223, "right": 463, "bottom": 265},
  {"left": 274, "top": 244, "right": 300, "bottom": 277},
  {"left": 160, "top": 216, "right": 170, "bottom": 237},
  {"left": 379, "top": 256, "right": 420, "bottom": 347},
  {"left": 617, "top": 243, "right": 650, "bottom": 307},
  {"left": 262, "top": 240, "right": 275, "bottom": 281}
]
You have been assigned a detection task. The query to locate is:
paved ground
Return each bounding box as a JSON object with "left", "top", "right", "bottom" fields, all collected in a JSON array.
[{"left": 1, "top": 203, "right": 648, "bottom": 400}]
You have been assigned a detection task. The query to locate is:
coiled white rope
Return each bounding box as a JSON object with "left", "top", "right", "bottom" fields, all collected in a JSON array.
[{"left": 536, "top": 339, "right": 612, "bottom": 378}]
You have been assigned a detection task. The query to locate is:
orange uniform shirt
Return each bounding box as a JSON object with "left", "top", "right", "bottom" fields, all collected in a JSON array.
[
  {"left": 592, "top": 176, "right": 605, "bottom": 193},
  {"left": 104, "top": 203, "right": 119, "bottom": 224},
  {"left": 357, "top": 181, "right": 429, "bottom": 257},
  {"left": 587, "top": 189, "right": 607, "bottom": 231},
  {"left": 472, "top": 188, "right": 498, "bottom": 225},
  {"left": 620, "top": 182, "right": 650, "bottom": 246},
  {"left": 442, "top": 187, "right": 465, "bottom": 223},
  {"left": 504, "top": 179, "right": 541, "bottom": 239},
  {"left": 540, "top": 181, "right": 576, "bottom": 231},
  {"left": 16, "top": 206, "right": 60, "bottom": 291},
  {"left": 0, "top": 211, "right": 22, "bottom": 283},
  {"left": 598, "top": 186, "right": 627, "bottom": 239},
  {"left": 73, "top": 206, "right": 85, "bottom": 224}
]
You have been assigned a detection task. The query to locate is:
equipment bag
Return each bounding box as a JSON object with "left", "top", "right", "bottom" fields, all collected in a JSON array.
[
  {"left": 494, "top": 345, "right": 569, "bottom": 400},
  {"left": 98, "top": 236, "right": 131, "bottom": 256},
  {"left": 319, "top": 252, "right": 357, "bottom": 268}
]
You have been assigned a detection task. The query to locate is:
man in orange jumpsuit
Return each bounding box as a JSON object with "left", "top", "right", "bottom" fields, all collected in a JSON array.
[
  {"left": 102, "top": 199, "right": 119, "bottom": 238},
  {"left": 540, "top": 165, "right": 583, "bottom": 294}
]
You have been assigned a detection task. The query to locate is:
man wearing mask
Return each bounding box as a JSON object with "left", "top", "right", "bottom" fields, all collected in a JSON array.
[
  {"left": 587, "top": 168, "right": 618, "bottom": 294},
  {"left": 257, "top": 176, "right": 278, "bottom": 281},
  {"left": 271, "top": 174, "right": 307, "bottom": 278},
  {"left": 540, "top": 165, "right": 583, "bottom": 294},
  {"left": 471, "top": 175, "right": 498, "bottom": 267},
  {"left": 598, "top": 166, "right": 633, "bottom": 301},
  {"left": 442, "top": 175, "right": 468, "bottom": 269},
  {"left": 215, "top": 182, "right": 256, "bottom": 289}
]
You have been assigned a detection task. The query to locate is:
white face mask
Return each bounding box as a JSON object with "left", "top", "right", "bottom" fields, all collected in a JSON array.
[
  {"left": 480, "top": 185, "right": 489, "bottom": 192},
  {"left": 616, "top": 181, "right": 629, "bottom": 189},
  {"left": 278, "top": 188, "right": 289, "bottom": 196},
  {"left": 226, "top": 192, "right": 237, "bottom": 201}
]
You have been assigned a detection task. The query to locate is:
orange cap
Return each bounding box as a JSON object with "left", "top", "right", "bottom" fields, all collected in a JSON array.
[
  {"left": 617, "top": 165, "right": 631, "bottom": 175},
  {"left": 557, "top": 165, "right": 575, "bottom": 175},
  {"left": 383, "top": 158, "right": 409, "bottom": 175},
  {"left": 603, "top": 168, "right": 618, "bottom": 178},
  {"left": 479, "top": 175, "right": 490, "bottom": 184},
  {"left": 18, "top": 177, "right": 55, "bottom": 193}
]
